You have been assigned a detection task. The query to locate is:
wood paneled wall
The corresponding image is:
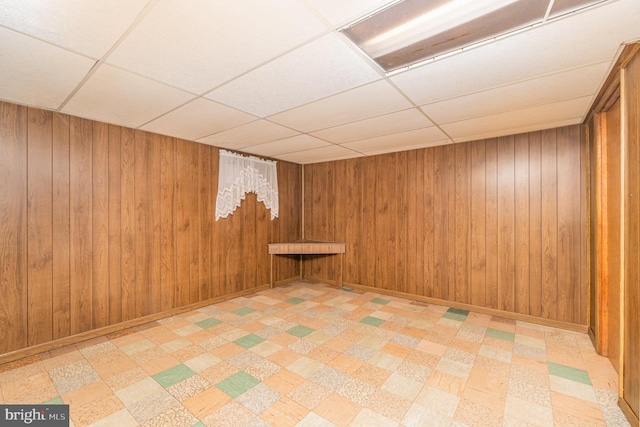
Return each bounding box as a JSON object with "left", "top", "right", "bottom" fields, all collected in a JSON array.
[
  {"left": 304, "top": 126, "right": 587, "bottom": 325},
  {"left": 622, "top": 47, "right": 640, "bottom": 423},
  {"left": 0, "top": 101, "right": 301, "bottom": 355}
]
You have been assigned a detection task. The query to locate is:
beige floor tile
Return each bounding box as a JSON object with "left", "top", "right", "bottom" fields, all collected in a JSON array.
[
  {"left": 182, "top": 387, "right": 231, "bottom": 419},
  {"left": 199, "top": 361, "right": 239, "bottom": 385},
  {"left": 402, "top": 403, "right": 453, "bottom": 427},
  {"left": 262, "top": 368, "right": 305, "bottom": 395},
  {"left": 415, "top": 385, "right": 460, "bottom": 418},
  {"left": 115, "top": 377, "right": 163, "bottom": 407},
  {"left": 466, "top": 366, "right": 508, "bottom": 397},
  {"left": 351, "top": 408, "right": 397, "bottom": 427},
  {"left": 327, "top": 354, "right": 365, "bottom": 375},
  {"left": 62, "top": 380, "right": 113, "bottom": 406},
  {"left": 426, "top": 370, "right": 466, "bottom": 397},
  {"left": 504, "top": 395, "right": 553, "bottom": 427},
  {"left": 70, "top": 393, "right": 124, "bottom": 426},
  {"left": 551, "top": 391, "right": 606, "bottom": 422},
  {"left": 314, "top": 392, "right": 361, "bottom": 427},
  {"left": 260, "top": 396, "right": 309, "bottom": 427},
  {"left": 381, "top": 372, "right": 423, "bottom": 400},
  {"left": 286, "top": 356, "right": 323, "bottom": 378},
  {"left": 184, "top": 353, "right": 222, "bottom": 373},
  {"left": 2, "top": 371, "right": 58, "bottom": 403},
  {"left": 369, "top": 351, "right": 403, "bottom": 370},
  {"left": 549, "top": 375, "right": 598, "bottom": 403},
  {"left": 87, "top": 408, "right": 138, "bottom": 427}
]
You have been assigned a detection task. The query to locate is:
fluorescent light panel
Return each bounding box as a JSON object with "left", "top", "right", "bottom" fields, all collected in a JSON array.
[{"left": 341, "top": 0, "right": 608, "bottom": 73}]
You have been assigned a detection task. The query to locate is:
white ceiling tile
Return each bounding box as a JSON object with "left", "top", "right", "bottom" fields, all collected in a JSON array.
[
  {"left": 268, "top": 80, "right": 412, "bottom": 133},
  {"left": 310, "top": 108, "right": 432, "bottom": 143},
  {"left": 341, "top": 127, "right": 450, "bottom": 154},
  {"left": 141, "top": 98, "right": 256, "bottom": 141},
  {"left": 241, "top": 134, "right": 330, "bottom": 157},
  {"left": 0, "top": 0, "right": 149, "bottom": 58},
  {"left": 441, "top": 96, "right": 592, "bottom": 140},
  {"left": 0, "top": 27, "right": 95, "bottom": 109},
  {"left": 391, "top": 0, "right": 640, "bottom": 105},
  {"left": 62, "top": 64, "right": 194, "bottom": 129},
  {"left": 276, "top": 145, "right": 363, "bottom": 164},
  {"left": 107, "top": 0, "right": 327, "bottom": 94},
  {"left": 453, "top": 118, "right": 582, "bottom": 143},
  {"left": 197, "top": 120, "right": 299, "bottom": 150},
  {"left": 306, "top": 0, "right": 393, "bottom": 27},
  {"left": 205, "top": 34, "right": 380, "bottom": 117},
  {"left": 421, "top": 61, "right": 610, "bottom": 124}
]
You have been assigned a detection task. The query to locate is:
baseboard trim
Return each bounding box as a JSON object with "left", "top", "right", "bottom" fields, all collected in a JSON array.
[
  {"left": 619, "top": 397, "right": 639, "bottom": 427},
  {"left": 0, "top": 284, "right": 270, "bottom": 366},
  {"left": 303, "top": 276, "right": 588, "bottom": 333},
  {"left": 273, "top": 276, "right": 302, "bottom": 287}
]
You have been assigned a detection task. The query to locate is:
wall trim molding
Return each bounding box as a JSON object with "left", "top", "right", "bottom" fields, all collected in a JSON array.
[
  {"left": 305, "top": 276, "right": 588, "bottom": 334},
  {"left": 0, "top": 283, "right": 275, "bottom": 366},
  {"left": 619, "top": 397, "right": 639, "bottom": 427}
]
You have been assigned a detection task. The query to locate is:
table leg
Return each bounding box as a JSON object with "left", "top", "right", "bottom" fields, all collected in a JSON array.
[{"left": 270, "top": 253, "right": 274, "bottom": 288}]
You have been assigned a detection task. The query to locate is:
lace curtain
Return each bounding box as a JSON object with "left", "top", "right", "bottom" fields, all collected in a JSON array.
[{"left": 215, "top": 149, "right": 279, "bottom": 221}]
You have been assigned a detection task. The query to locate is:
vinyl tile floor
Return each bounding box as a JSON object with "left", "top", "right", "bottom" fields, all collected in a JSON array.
[{"left": 0, "top": 281, "right": 630, "bottom": 426}]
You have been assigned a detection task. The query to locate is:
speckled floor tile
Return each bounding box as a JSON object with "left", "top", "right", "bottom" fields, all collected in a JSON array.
[
  {"left": 336, "top": 377, "right": 377, "bottom": 406},
  {"left": 236, "top": 383, "right": 281, "bottom": 414},
  {"left": 367, "top": 388, "right": 411, "bottom": 421},
  {"left": 203, "top": 401, "right": 255, "bottom": 427},
  {"left": 166, "top": 374, "right": 210, "bottom": 401},
  {"left": 0, "top": 281, "right": 628, "bottom": 427},
  {"left": 507, "top": 376, "right": 552, "bottom": 407},
  {"left": 288, "top": 380, "right": 331, "bottom": 409},
  {"left": 244, "top": 359, "right": 281, "bottom": 381},
  {"left": 309, "top": 365, "right": 349, "bottom": 391},
  {"left": 454, "top": 398, "right": 504, "bottom": 427}
]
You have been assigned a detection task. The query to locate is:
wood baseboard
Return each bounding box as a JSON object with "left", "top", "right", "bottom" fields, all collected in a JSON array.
[
  {"left": 0, "top": 285, "right": 269, "bottom": 366},
  {"left": 273, "top": 276, "right": 302, "bottom": 287},
  {"left": 619, "top": 397, "right": 639, "bottom": 427},
  {"left": 304, "top": 276, "right": 588, "bottom": 333}
]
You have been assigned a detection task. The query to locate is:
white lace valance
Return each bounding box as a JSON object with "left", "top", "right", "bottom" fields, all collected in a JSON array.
[{"left": 216, "top": 150, "right": 279, "bottom": 221}]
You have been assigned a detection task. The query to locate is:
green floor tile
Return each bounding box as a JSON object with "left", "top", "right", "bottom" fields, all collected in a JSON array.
[
  {"left": 41, "top": 397, "right": 63, "bottom": 404},
  {"left": 360, "top": 316, "right": 385, "bottom": 327},
  {"left": 216, "top": 372, "right": 260, "bottom": 398},
  {"left": 442, "top": 311, "right": 467, "bottom": 322},
  {"left": 486, "top": 328, "right": 515, "bottom": 342},
  {"left": 548, "top": 362, "right": 592, "bottom": 385},
  {"left": 152, "top": 363, "right": 196, "bottom": 388},
  {"left": 286, "top": 325, "right": 315, "bottom": 337},
  {"left": 191, "top": 422, "right": 206, "bottom": 427},
  {"left": 287, "top": 297, "right": 305, "bottom": 305},
  {"left": 234, "top": 334, "right": 265, "bottom": 349},
  {"left": 233, "top": 307, "right": 256, "bottom": 316},
  {"left": 447, "top": 307, "right": 470, "bottom": 316},
  {"left": 370, "top": 297, "right": 390, "bottom": 305},
  {"left": 195, "top": 317, "right": 222, "bottom": 329}
]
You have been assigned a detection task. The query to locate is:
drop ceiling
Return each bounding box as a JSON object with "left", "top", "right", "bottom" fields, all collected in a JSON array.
[{"left": 0, "top": 0, "right": 638, "bottom": 164}]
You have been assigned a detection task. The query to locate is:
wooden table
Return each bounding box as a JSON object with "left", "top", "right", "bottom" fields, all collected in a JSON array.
[{"left": 268, "top": 239, "right": 346, "bottom": 288}]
